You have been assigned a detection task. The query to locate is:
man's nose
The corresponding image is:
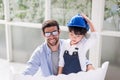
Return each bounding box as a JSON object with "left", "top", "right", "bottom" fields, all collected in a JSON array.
[{"left": 48, "top": 34, "right": 54, "bottom": 38}]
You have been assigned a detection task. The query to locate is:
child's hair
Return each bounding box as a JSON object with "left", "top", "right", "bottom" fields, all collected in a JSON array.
[{"left": 68, "top": 26, "right": 87, "bottom": 35}]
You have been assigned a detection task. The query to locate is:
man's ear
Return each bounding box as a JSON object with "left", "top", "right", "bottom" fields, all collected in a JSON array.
[
  {"left": 42, "top": 32, "right": 45, "bottom": 37},
  {"left": 58, "top": 30, "right": 61, "bottom": 34}
]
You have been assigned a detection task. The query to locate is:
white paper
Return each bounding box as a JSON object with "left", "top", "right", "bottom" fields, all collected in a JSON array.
[{"left": 12, "top": 61, "right": 109, "bottom": 80}]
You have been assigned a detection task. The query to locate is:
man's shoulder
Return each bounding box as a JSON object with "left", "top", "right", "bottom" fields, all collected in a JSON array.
[
  {"left": 33, "top": 42, "right": 47, "bottom": 53},
  {"left": 28, "top": 42, "right": 49, "bottom": 61}
]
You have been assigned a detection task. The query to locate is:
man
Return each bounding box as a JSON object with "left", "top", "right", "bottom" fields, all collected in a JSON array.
[{"left": 23, "top": 19, "right": 94, "bottom": 77}]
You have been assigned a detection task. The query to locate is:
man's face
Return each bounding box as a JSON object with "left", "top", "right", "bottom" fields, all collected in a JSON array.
[{"left": 43, "top": 26, "right": 60, "bottom": 46}]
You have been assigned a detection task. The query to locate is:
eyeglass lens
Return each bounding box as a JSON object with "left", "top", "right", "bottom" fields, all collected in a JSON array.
[{"left": 45, "top": 30, "right": 58, "bottom": 37}]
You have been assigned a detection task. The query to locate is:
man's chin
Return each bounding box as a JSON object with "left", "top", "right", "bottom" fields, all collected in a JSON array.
[
  {"left": 49, "top": 43, "right": 57, "bottom": 46},
  {"left": 48, "top": 41, "right": 58, "bottom": 46}
]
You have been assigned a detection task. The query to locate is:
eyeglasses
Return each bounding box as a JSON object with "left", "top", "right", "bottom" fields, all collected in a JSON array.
[{"left": 44, "top": 30, "right": 59, "bottom": 37}]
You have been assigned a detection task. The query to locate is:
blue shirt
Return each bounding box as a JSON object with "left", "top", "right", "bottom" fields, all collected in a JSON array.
[{"left": 23, "top": 39, "right": 64, "bottom": 77}]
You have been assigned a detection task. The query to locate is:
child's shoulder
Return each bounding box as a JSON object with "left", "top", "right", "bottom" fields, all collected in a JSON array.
[{"left": 85, "top": 32, "right": 98, "bottom": 39}]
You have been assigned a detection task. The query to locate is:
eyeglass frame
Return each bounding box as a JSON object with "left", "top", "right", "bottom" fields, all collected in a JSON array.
[{"left": 44, "top": 30, "right": 59, "bottom": 37}]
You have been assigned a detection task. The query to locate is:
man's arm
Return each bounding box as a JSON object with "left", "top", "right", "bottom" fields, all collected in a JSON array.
[{"left": 23, "top": 48, "right": 41, "bottom": 76}]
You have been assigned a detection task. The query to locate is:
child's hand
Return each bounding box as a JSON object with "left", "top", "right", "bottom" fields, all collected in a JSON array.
[
  {"left": 86, "top": 64, "right": 95, "bottom": 71},
  {"left": 81, "top": 13, "right": 96, "bottom": 32},
  {"left": 81, "top": 13, "right": 92, "bottom": 25}
]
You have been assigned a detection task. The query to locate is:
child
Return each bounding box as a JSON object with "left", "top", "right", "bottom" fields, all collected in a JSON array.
[{"left": 58, "top": 14, "right": 97, "bottom": 75}]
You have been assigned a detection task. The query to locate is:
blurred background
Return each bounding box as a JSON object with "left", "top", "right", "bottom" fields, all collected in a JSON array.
[{"left": 0, "top": 0, "right": 120, "bottom": 80}]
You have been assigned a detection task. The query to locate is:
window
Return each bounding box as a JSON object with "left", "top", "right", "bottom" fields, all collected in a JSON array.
[
  {"left": 0, "top": 0, "right": 4, "bottom": 19},
  {"left": 9, "top": 0, "right": 45, "bottom": 23},
  {"left": 103, "top": 0, "right": 120, "bottom": 31},
  {"left": 51, "top": 0, "right": 92, "bottom": 26},
  {"left": 0, "top": 24, "right": 6, "bottom": 59}
]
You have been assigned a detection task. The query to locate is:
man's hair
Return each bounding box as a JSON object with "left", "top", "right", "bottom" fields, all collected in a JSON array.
[
  {"left": 68, "top": 26, "right": 87, "bottom": 35},
  {"left": 42, "top": 20, "right": 59, "bottom": 33}
]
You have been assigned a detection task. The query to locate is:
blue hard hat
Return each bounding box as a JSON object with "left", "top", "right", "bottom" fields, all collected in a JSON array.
[{"left": 67, "top": 14, "right": 89, "bottom": 31}]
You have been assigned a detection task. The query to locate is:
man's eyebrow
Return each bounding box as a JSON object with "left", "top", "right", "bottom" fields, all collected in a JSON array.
[{"left": 45, "top": 30, "right": 58, "bottom": 33}]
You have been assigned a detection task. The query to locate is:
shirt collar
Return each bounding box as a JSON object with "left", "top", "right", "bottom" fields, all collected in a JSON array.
[{"left": 44, "top": 39, "right": 64, "bottom": 55}]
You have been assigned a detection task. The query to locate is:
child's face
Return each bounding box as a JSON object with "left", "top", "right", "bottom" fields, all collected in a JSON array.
[{"left": 69, "top": 31, "right": 84, "bottom": 45}]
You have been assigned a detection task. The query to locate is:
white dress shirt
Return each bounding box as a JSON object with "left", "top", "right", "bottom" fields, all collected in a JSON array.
[{"left": 59, "top": 32, "right": 98, "bottom": 71}]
